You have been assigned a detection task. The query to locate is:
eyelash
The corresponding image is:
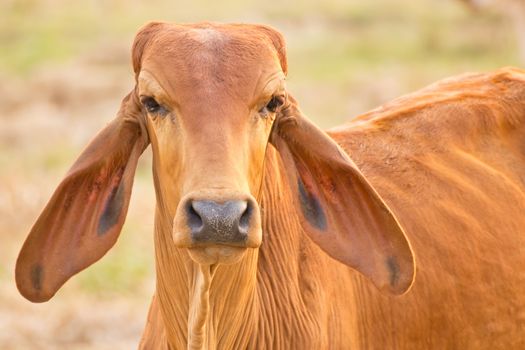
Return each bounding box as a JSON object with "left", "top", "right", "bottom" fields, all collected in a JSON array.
[{"left": 141, "top": 96, "right": 168, "bottom": 116}]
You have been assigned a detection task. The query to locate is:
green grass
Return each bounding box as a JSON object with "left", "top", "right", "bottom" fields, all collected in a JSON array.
[{"left": 77, "top": 230, "right": 154, "bottom": 296}]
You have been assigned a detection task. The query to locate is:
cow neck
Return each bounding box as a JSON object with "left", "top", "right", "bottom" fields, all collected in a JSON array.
[
  {"left": 153, "top": 205, "right": 260, "bottom": 349},
  {"left": 250, "top": 146, "right": 326, "bottom": 348},
  {"left": 150, "top": 146, "right": 318, "bottom": 349}
]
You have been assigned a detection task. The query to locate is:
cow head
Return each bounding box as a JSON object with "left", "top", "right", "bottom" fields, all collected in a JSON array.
[
  {"left": 133, "top": 23, "right": 287, "bottom": 265},
  {"left": 16, "top": 22, "right": 414, "bottom": 304}
]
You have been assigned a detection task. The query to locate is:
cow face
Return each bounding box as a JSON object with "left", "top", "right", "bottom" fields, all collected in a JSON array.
[{"left": 134, "top": 23, "right": 287, "bottom": 265}]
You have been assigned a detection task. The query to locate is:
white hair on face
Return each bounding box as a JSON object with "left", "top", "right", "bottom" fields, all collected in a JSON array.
[{"left": 190, "top": 27, "right": 225, "bottom": 45}]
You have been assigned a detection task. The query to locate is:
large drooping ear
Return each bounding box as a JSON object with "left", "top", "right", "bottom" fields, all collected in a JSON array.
[
  {"left": 254, "top": 24, "right": 288, "bottom": 75},
  {"left": 16, "top": 92, "right": 149, "bottom": 302},
  {"left": 270, "top": 95, "right": 415, "bottom": 295}
]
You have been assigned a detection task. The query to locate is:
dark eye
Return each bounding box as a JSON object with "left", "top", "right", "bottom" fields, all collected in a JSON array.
[
  {"left": 267, "top": 95, "right": 285, "bottom": 112},
  {"left": 259, "top": 95, "right": 285, "bottom": 117},
  {"left": 141, "top": 96, "right": 165, "bottom": 115}
]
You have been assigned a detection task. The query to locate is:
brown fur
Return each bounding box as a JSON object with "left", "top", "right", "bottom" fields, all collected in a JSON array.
[
  {"left": 15, "top": 21, "right": 525, "bottom": 349},
  {"left": 329, "top": 67, "right": 525, "bottom": 348}
]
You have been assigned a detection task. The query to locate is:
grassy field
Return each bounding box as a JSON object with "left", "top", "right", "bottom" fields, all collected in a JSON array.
[{"left": 0, "top": 0, "right": 520, "bottom": 348}]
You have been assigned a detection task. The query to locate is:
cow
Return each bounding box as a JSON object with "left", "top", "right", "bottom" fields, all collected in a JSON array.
[{"left": 15, "top": 22, "right": 525, "bottom": 349}]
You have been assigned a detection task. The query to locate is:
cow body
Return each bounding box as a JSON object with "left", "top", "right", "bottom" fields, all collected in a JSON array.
[
  {"left": 140, "top": 68, "right": 525, "bottom": 349},
  {"left": 330, "top": 68, "right": 525, "bottom": 349},
  {"left": 14, "top": 21, "right": 525, "bottom": 350}
]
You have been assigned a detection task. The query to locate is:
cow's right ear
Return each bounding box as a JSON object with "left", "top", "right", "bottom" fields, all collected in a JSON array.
[
  {"left": 15, "top": 92, "right": 149, "bottom": 302},
  {"left": 270, "top": 94, "right": 415, "bottom": 295}
]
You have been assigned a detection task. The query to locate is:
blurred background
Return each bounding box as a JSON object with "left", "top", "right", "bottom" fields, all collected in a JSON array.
[{"left": 0, "top": 0, "right": 521, "bottom": 348}]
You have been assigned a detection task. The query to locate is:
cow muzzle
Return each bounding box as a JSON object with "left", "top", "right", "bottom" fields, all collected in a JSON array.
[
  {"left": 188, "top": 199, "right": 252, "bottom": 244},
  {"left": 173, "top": 192, "right": 262, "bottom": 265}
]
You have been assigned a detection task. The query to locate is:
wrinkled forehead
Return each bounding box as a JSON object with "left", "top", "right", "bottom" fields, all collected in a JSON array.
[{"left": 138, "top": 23, "right": 285, "bottom": 101}]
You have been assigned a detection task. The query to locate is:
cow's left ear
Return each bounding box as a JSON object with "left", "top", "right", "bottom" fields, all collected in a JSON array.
[
  {"left": 15, "top": 92, "right": 149, "bottom": 303},
  {"left": 270, "top": 94, "right": 415, "bottom": 295}
]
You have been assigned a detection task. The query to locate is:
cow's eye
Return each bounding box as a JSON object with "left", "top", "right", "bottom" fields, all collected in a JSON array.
[
  {"left": 259, "top": 95, "right": 285, "bottom": 118},
  {"left": 267, "top": 95, "right": 285, "bottom": 112},
  {"left": 141, "top": 96, "right": 166, "bottom": 116}
]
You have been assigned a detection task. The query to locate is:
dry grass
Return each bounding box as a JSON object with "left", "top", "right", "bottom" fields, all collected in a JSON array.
[{"left": 0, "top": 0, "right": 521, "bottom": 348}]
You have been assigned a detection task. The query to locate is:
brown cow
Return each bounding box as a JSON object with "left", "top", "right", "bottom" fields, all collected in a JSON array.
[{"left": 15, "top": 22, "right": 525, "bottom": 349}]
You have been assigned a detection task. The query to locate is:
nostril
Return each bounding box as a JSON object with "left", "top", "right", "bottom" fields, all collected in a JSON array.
[
  {"left": 238, "top": 201, "right": 252, "bottom": 235},
  {"left": 187, "top": 201, "right": 203, "bottom": 233},
  {"left": 186, "top": 199, "right": 254, "bottom": 244}
]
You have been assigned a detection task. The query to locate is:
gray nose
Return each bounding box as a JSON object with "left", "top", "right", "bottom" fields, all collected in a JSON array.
[{"left": 187, "top": 200, "right": 252, "bottom": 245}]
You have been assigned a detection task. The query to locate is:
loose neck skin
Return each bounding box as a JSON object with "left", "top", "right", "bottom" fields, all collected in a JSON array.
[
  {"left": 152, "top": 202, "right": 260, "bottom": 349},
  {"left": 149, "top": 147, "right": 337, "bottom": 349}
]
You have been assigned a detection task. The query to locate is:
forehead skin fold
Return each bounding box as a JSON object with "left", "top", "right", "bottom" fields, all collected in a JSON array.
[{"left": 136, "top": 23, "right": 285, "bottom": 105}]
